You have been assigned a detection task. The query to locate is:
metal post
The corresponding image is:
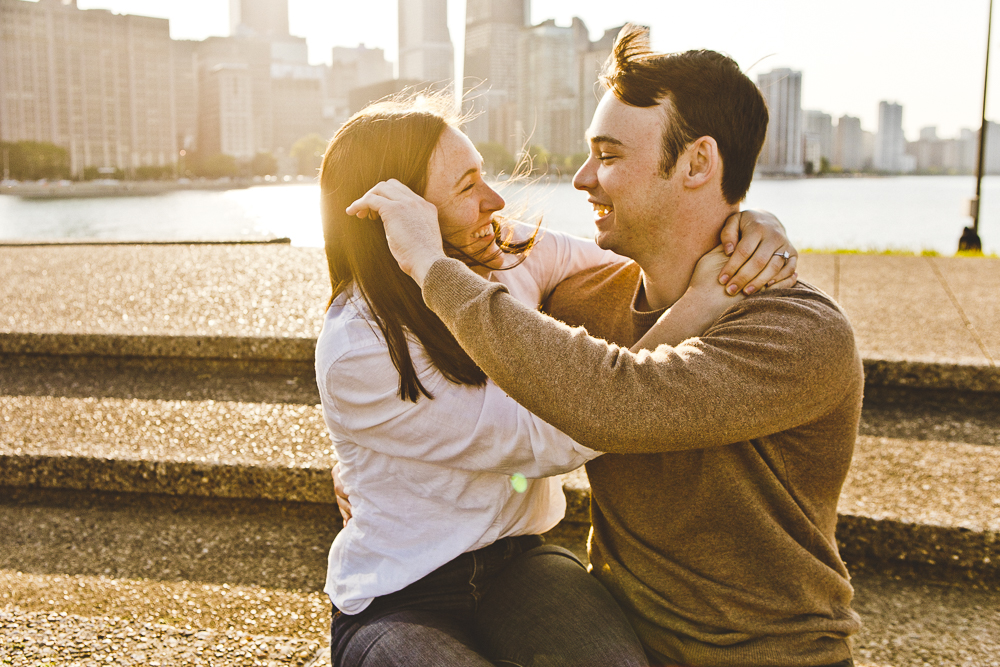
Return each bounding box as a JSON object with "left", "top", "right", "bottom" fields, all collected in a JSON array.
[{"left": 963, "top": 0, "right": 993, "bottom": 252}]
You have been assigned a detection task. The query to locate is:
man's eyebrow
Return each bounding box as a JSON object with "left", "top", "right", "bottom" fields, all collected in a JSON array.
[{"left": 589, "top": 135, "right": 624, "bottom": 147}]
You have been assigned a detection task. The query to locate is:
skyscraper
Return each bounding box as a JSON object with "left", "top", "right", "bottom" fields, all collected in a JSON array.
[
  {"left": 398, "top": 0, "right": 455, "bottom": 85},
  {"left": 757, "top": 68, "right": 803, "bottom": 175},
  {"left": 463, "top": 0, "right": 529, "bottom": 152},
  {"left": 834, "top": 115, "right": 864, "bottom": 171},
  {"left": 0, "top": 0, "right": 177, "bottom": 176},
  {"left": 874, "top": 101, "right": 905, "bottom": 172},
  {"left": 803, "top": 110, "right": 832, "bottom": 173},
  {"left": 518, "top": 18, "right": 589, "bottom": 157},
  {"left": 230, "top": 0, "right": 289, "bottom": 38}
]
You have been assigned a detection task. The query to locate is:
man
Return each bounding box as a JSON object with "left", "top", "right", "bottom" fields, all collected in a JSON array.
[{"left": 353, "top": 25, "right": 862, "bottom": 667}]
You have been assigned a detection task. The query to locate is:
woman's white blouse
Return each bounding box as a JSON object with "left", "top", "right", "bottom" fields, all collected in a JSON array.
[{"left": 317, "top": 227, "right": 618, "bottom": 614}]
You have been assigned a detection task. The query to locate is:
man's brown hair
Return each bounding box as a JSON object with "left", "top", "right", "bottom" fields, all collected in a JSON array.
[{"left": 600, "top": 24, "right": 768, "bottom": 204}]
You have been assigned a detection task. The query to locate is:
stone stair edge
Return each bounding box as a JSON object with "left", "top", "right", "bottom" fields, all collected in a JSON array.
[
  {"left": 3, "top": 330, "right": 999, "bottom": 391},
  {"left": 2, "top": 453, "right": 997, "bottom": 584}
]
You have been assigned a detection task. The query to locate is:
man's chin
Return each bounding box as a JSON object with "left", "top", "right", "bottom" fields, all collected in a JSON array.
[{"left": 594, "top": 230, "right": 616, "bottom": 252}]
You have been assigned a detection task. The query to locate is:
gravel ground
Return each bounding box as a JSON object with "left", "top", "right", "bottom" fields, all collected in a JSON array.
[
  {"left": 840, "top": 435, "right": 1000, "bottom": 531},
  {"left": 0, "top": 608, "right": 328, "bottom": 666},
  {"left": 850, "top": 573, "right": 1000, "bottom": 667},
  {"left": 3, "top": 491, "right": 1000, "bottom": 667},
  {"left": 0, "top": 245, "right": 329, "bottom": 339}
]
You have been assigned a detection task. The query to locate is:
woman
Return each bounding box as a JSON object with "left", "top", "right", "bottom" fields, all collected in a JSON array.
[{"left": 317, "top": 94, "right": 796, "bottom": 666}]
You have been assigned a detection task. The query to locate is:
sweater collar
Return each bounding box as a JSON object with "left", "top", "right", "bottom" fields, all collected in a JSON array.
[{"left": 630, "top": 277, "right": 668, "bottom": 340}]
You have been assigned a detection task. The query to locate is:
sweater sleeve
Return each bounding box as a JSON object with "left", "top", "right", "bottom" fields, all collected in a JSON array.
[{"left": 422, "top": 257, "right": 860, "bottom": 455}]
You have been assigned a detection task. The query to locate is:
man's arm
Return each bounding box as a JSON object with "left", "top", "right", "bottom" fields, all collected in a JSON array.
[{"left": 422, "top": 257, "right": 858, "bottom": 454}]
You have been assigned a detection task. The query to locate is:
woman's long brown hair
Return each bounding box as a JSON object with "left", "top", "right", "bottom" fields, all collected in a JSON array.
[{"left": 319, "top": 95, "right": 536, "bottom": 402}]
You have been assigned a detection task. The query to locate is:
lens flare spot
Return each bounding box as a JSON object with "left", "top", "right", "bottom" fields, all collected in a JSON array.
[{"left": 510, "top": 473, "right": 528, "bottom": 493}]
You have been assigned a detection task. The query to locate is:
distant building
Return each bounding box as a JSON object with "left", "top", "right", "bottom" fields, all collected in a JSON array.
[
  {"left": 271, "top": 67, "right": 324, "bottom": 153},
  {"left": 579, "top": 26, "right": 621, "bottom": 140},
  {"left": 197, "top": 36, "right": 275, "bottom": 156},
  {"left": 0, "top": 0, "right": 177, "bottom": 176},
  {"left": 199, "top": 64, "right": 255, "bottom": 159},
  {"left": 518, "top": 18, "right": 591, "bottom": 157},
  {"left": 804, "top": 110, "right": 834, "bottom": 171},
  {"left": 862, "top": 129, "right": 875, "bottom": 170},
  {"left": 907, "top": 126, "right": 948, "bottom": 173},
  {"left": 172, "top": 40, "right": 200, "bottom": 153},
  {"left": 757, "top": 68, "right": 804, "bottom": 175},
  {"left": 326, "top": 45, "right": 394, "bottom": 127},
  {"left": 463, "top": 0, "right": 529, "bottom": 153},
  {"left": 874, "top": 101, "right": 909, "bottom": 172},
  {"left": 349, "top": 79, "right": 426, "bottom": 115},
  {"left": 230, "top": 0, "right": 289, "bottom": 38},
  {"left": 398, "top": 0, "right": 454, "bottom": 86},
  {"left": 944, "top": 128, "right": 978, "bottom": 174},
  {"left": 834, "top": 115, "right": 864, "bottom": 171}
]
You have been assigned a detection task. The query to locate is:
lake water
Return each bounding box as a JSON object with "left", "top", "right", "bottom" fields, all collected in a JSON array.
[{"left": 1, "top": 175, "right": 998, "bottom": 255}]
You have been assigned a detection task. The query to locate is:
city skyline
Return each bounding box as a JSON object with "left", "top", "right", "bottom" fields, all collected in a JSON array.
[{"left": 66, "top": 0, "right": 1000, "bottom": 140}]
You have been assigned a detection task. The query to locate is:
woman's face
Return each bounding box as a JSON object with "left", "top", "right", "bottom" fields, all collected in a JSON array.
[{"left": 423, "top": 126, "right": 506, "bottom": 275}]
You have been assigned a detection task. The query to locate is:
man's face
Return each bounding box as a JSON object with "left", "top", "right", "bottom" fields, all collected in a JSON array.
[{"left": 573, "top": 93, "right": 683, "bottom": 263}]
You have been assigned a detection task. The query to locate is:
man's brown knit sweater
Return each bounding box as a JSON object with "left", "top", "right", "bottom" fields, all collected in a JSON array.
[{"left": 422, "top": 257, "right": 864, "bottom": 667}]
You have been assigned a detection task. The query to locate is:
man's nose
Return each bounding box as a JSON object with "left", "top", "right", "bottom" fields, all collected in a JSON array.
[{"left": 573, "top": 156, "right": 597, "bottom": 191}]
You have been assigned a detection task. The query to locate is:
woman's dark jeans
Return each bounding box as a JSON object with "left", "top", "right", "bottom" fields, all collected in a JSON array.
[{"left": 331, "top": 534, "right": 648, "bottom": 666}]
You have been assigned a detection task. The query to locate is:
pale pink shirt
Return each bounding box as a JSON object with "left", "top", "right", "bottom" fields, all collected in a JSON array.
[{"left": 317, "top": 226, "right": 618, "bottom": 614}]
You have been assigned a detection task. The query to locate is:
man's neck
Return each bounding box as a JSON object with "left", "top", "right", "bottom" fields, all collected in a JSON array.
[{"left": 635, "top": 204, "right": 740, "bottom": 312}]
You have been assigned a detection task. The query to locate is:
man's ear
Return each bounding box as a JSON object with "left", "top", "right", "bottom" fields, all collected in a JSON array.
[{"left": 683, "top": 136, "right": 719, "bottom": 189}]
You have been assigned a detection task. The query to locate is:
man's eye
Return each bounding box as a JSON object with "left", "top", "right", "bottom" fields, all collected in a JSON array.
[
  {"left": 461, "top": 183, "right": 474, "bottom": 193},
  {"left": 597, "top": 154, "right": 616, "bottom": 161}
]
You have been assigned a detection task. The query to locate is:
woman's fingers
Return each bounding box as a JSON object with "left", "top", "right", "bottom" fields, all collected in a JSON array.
[
  {"left": 345, "top": 179, "right": 417, "bottom": 217},
  {"left": 718, "top": 209, "right": 798, "bottom": 295},
  {"left": 768, "top": 253, "right": 798, "bottom": 287},
  {"left": 331, "top": 463, "right": 352, "bottom": 525}
]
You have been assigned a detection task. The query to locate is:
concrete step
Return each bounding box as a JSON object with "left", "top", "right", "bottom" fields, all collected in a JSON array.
[
  {"left": 2, "top": 488, "right": 999, "bottom": 667},
  {"left": 3, "top": 361, "right": 999, "bottom": 586},
  {"left": 1, "top": 488, "right": 334, "bottom": 666}
]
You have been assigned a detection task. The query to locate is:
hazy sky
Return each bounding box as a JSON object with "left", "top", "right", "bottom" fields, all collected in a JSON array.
[{"left": 70, "top": 0, "right": 997, "bottom": 139}]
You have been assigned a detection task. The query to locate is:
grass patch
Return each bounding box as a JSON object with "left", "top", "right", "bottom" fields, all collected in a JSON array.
[{"left": 800, "top": 248, "right": 997, "bottom": 258}]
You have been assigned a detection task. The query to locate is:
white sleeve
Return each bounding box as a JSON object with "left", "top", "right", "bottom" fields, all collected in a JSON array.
[
  {"left": 508, "top": 224, "right": 623, "bottom": 302},
  {"left": 324, "top": 341, "right": 601, "bottom": 477}
]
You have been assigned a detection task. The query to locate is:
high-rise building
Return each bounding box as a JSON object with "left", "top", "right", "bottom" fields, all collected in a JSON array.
[
  {"left": 579, "top": 26, "right": 621, "bottom": 139},
  {"left": 197, "top": 36, "right": 275, "bottom": 156},
  {"left": 464, "top": 0, "right": 529, "bottom": 152},
  {"left": 199, "top": 64, "right": 256, "bottom": 159},
  {"left": 834, "top": 115, "right": 863, "bottom": 171},
  {"left": 172, "top": 40, "right": 200, "bottom": 153},
  {"left": 944, "top": 128, "right": 978, "bottom": 174},
  {"left": 874, "top": 101, "right": 906, "bottom": 172},
  {"left": 517, "top": 18, "right": 589, "bottom": 157},
  {"left": 230, "top": 0, "right": 289, "bottom": 38},
  {"left": 0, "top": 0, "right": 177, "bottom": 176},
  {"left": 804, "top": 110, "right": 833, "bottom": 171},
  {"left": 398, "top": 0, "right": 454, "bottom": 85},
  {"left": 756, "top": 68, "right": 803, "bottom": 175},
  {"left": 326, "top": 45, "right": 394, "bottom": 126}
]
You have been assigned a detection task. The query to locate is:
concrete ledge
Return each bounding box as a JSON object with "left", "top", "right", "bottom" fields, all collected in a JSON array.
[
  {"left": 0, "top": 238, "right": 292, "bottom": 246},
  {"left": 2, "top": 453, "right": 996, "bottom": 583},
  {"left": 2, "top": 331, "right": 999, "bottom": 393},
  {"left": 863, "top": 358, "right": 1000, "bottom": 393},
  {"left": 838, "top": 513, "right": 1000, "bottom": 584},
  {"left": 0, "top": 455, "right": 335, "bottom": 505},
  {"left": 0, "top": 332, "right": 314, "bottom": 362}
]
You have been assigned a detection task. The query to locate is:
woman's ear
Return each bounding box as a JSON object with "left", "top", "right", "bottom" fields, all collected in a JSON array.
[{"left": 683, "top": 136, "right": 720, "bottom": 189}]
